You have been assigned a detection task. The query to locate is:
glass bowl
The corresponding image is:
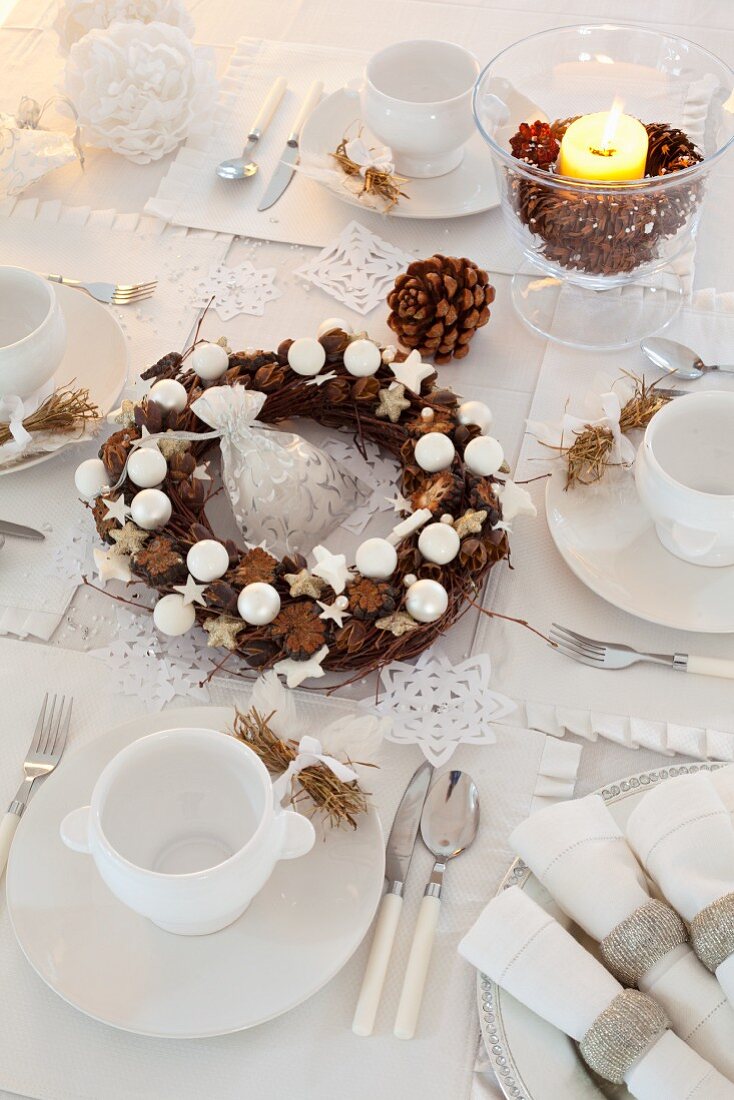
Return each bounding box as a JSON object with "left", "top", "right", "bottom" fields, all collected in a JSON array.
[{"left": 473, "top": 24, "right": 734, "bottom": 348}]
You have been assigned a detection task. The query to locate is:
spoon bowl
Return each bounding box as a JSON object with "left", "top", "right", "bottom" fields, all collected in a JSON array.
[
  {"left": 216, "top": 158, "right": 259, "bottom": 181},
  {"left": 641, "top": 337, "right": 734, "bottom": 380},
  {"left": 420, "top": 770, "right": 480, "bottom": 862}
]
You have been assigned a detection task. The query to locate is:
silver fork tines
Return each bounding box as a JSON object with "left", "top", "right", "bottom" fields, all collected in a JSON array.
[
  {"left": 9, "top": 692, "right": 72, "bottom": 816},
  {"left": 549, "top": 624, "right": 675, "bottom": 672},
  {"left": 45, "top": 274, "right": 157, "bottom": 306}
]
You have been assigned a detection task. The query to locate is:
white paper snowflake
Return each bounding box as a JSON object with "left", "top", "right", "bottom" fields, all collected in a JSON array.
[
  {"left": 192, "top": 261, "right": 281, "bottom": 321},
  {"left": 294, "top": 220, "right": 413, "bottom": 315},
  {"left": 370, "top": 652, "right": 516, "bottom": 766}
]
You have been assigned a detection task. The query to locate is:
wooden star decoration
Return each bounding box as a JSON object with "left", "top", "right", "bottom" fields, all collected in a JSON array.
[
  {"left": 454, "top": 509, "right": 487, "bottom": 539},
  {"left": 109, "top": 521, "right": 150, "bottom": 557},
  {"left": 274, "top": 645, "right": 329, "bottom": 688},
  {"left": 312, "top": 545, "right": 351, "bottom": 595},
  {"left": 193, "top": 463, "right": 211, "bottom": 481},
  {"left": 93, "top": 547, "right": 132, "bottom": 586},
  {"left": 158, "top": 433, "right": 190, "bottom": 459},
  {"left": 375, "top": 611, "right": 420, "bottom": 637},
  {"left": 375, "top": 382, "right": 411, "bottom": 423},
  {"left": 102, "top": 495, "right": 132, "bottom": 524},
  {"left": 317, "top": 599, "right": 350, "bottom": 628},
  {"left": 284, "top": 569, "right": 324, "bottom": 599},
  {"left": 173, "top": 574, "right": 208, "bottom": 607},
  {"left": 107, "top": 399, "right": 136, "bottom": 428},
  {"left": 203, "top": 614, "right": 244, "bottom": 650},
  {"left": 306, "top": 370, "right": 337, "bottom": 388},
  {"left": 389, "top": 350, "right": 435, "bottom": 394}
]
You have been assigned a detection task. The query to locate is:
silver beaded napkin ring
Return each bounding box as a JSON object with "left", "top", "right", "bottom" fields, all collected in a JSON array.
[
  {"left": 580, "top": 989, "right": 668, "bottom": 1085},
  {"left": 600, "top": 898, "right": 688, "bottom": 986},
  {"left": 690, "top": 892, "right": 734, "bottom": 972}
]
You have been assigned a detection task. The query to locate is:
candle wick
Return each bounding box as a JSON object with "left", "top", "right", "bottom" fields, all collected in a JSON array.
[{"left": 590, "top": 145, "right": 616, "bottom": 158}]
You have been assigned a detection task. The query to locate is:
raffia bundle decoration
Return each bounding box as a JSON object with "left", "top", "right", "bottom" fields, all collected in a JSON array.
[
  {"left": 331, "top": 135, "right": 408, "bottom": 212},
  {"left": 0, "top": 383, "right": 100, "bottom": 447}
]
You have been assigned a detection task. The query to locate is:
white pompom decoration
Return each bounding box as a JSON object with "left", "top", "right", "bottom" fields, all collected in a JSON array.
[
  {"left": 343, "top": 339, "right": 381, "bottom": 377},
  {"left": 191, "top": 342, "right": 229, "bottom": 381},
  {"left": 149, "top": 378, "right": 188, "bottom": 414},
  {"left": 418, "top": 522, "right": 460, "bottom": 565},
  {"left": 127, "top": 447, "right": 168, "bottom": 488},
  {"left": 74, "top": 457, "right": 108, "bottom": 498},
  {"left": 355, "top": 537, "right": 398, "bottom": 579},
  {"left": 130, "top": 488, "right": 172, "bottom": 530},
  {"left": 457, "top": 400, "right": 493, "bottom": 434},
  {"left": 186, "top": 539, "right": 229, "bottom": 582},
  {"left": 317, "top": 317, "right": 351, "bottom": 338},
  {"left": 405, "top": 579, "right": 449, "bottom": 623},
  {"left": 237, "top": 582, "right": 281, "bottom": 626},
  {"left": 153, "top": 593, "right": 196, "bottom": 636},
  {"left": 464, "top": 435, "right": 504, "bottom": 477},
  {"left": 288, "top": 337, "right": 325, "bottom": 377},
  {"left": 414, "top": 433, "right": 455, "bottom": 473}
]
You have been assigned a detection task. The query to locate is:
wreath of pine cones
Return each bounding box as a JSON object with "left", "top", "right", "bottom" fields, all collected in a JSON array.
[
  {"left": 507, "top": 118, "right": 703, "bottom": 277},
  {"left": 89, "top": 326, "right": 510, "bottom": 683}
]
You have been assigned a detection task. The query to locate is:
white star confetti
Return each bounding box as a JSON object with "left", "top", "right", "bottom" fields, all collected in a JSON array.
[
  {"left": 389, "top": 349, "right": 435, "bottom": 394},
  {"left": 317, "top": 598, "right": 351, "bottom": 628},
  {"left": 192, "top": 261, "right": 281, "bottom": 322},
  {"left": 173, "top": 574, "right": 208, "bottom": 607},
  {"left": 311, "top": 544, "right": 352, "bottom": 595},
  {"left": 93, "top": 547, "right": 132, "bottom": 586},
  {"left": 102, "top": 496, "right": 132, "bottom": 524},
  {"left": 385, "top": 490, "right": 411, "bottom": 514},
  {"left": 193, "top": 463, "right": 211, "bottom": 482},
  {"left": 496, "top": 478, "right": 537, "bottom": 526},
  {"left": 274, "top": 645, "right": 330, "bottom": 688},
  {"left": 306, "top": 370, "right": 338, "bottom": 388}
]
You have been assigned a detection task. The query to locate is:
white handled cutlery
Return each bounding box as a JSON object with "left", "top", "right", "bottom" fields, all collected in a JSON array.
[
  {"left": 550, "top": 623, "right": 734, "bottom": 679},
  {"left": 216, "top": 76, "right": 288, "bottom": 181},
  {"left": 257, "top": 80, "right": 324, "bottom": 211}
]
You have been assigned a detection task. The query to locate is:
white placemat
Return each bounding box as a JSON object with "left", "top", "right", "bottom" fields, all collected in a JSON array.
[{"left": 0, "top": 637, "right": 580, "bottom": 1100}]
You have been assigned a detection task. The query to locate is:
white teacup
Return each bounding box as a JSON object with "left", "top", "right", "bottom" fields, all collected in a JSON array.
[
  {"left": 356, "top": 40, "right": 480, "bottom": 178},
  {"left": 0, "top": 267, "right": 66, "bottom": 399},
  {"left": 60, "top": 728, "right": 316, "bottom": 936},
  {"left": 635, "top": 391, "right": 734, "bottom": 567}
]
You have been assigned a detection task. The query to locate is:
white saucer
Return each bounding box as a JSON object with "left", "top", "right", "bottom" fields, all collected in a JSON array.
[
  {"left": 6, "top": 706, "right": 385, "bottom": 1038},
  {"left": 546, "top": 469, "right": 734, "bottom": 633},
  {"left": 300, "top": 88, "right": 499, "bottom": 220},
  {"left": 0, "top": 281, "right": 128, "bottom": 477}
]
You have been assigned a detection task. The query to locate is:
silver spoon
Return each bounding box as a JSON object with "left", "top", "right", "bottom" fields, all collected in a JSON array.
[
  {"left": 394, "top": 770, "right": 480, "bottom": 1040},
  {"left": 641, "top": 336, "right": 734, "bottom": 380},
  {"left": 216, "top": 77, "right": 287, "bottom": 181}
]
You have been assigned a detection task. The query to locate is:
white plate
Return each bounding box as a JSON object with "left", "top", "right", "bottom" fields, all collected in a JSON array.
[
  {"left": 0, "top": 281, "right": 128, "bottom": 476},
  {"left": 546, "top": 470, "right": 734, "bottom": 633},
  {"left": 300, "top": 88, "right": 499, "bottom": 220},
  {"left": 6, "top": 706, "right": 384, "bottom": 1039},
  {"left": 478, "top": 760, "right": 727, "bottom": 1100}
]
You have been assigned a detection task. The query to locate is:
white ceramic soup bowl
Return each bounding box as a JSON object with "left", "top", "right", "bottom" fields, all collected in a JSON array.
[
  {"left": 357, "top": 39, "right": 480, "bottom": 178},
  {"left": 635, "top": 392, "right": 734, "bottom": 567},
  {"left": 0, "top": 267, "right": 66, "bottom": 398},
  {"left": 60, "top": 727, "right": 316, "bottom": 936}
]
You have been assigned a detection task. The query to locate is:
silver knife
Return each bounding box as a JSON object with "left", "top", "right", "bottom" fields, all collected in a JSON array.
[
  {"left": 0, "top": 520, "right": 45, "bottom": 541},
  {"left": 257, "top": 80, "right": 324, "bottom": 211},
  {"left": 352, "top": 759, "right": 434, "bottom": 1036}
]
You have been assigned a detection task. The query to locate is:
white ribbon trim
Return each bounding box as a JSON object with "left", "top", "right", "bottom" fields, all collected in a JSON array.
[{"left": 272, "top": 734, "right": 359, "bottom": 804}]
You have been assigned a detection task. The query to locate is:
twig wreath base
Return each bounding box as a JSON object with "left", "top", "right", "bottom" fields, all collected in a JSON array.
[{"left": 89, "top": 327, "right": 510, "bottom": 681}]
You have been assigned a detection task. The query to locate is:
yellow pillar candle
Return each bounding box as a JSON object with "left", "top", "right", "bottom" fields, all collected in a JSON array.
[{"left": 558, "top": 102, "right": 649, "bottom": 181}]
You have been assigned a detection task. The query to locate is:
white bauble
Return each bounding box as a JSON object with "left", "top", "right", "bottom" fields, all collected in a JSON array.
[
  {"left": 153, "top": 593, "right": 196, "bottom": 636},
  {"left": 457, "top": 400, "right": 493, "bottom": 434},
  {"left": 343, "top": 339, "right": 381, "bottom": 377},
  {"left": 405, "top": 579, "right": 449, "bottom": 623},
  {"left": 464, "top": 435, "right": 504, "bottom": 476},
  {"left": 288, "top": 337, "right": 326, "bottom": 377},
  {"left": 191, "top": 341, "right": 229, "bottom": 381},
  {"left": 418, "top": 522, "right": 460, "bottom": 565},
  {"left": 317, "top": 317, "right": 351, "bottom": 338},
  {"left": 127, "top": 447, "right": 168, "bottom": 488},
  {"left": 130, "top": 488, "right": 172, "bottom": 530},
  {"left": 74, "top": 457, "right": 108, "bottom": 498},
  {"left": 414, "top": 433, "right": 455, "bottom": 473},
  {"left": 186, "top": 539, "right": 229, "bottom": 582},
  {"left": 237, "top": 582, "right": 281, "bottom": 626},
  {"left": 149, "top": 378, "right": 188, "bottom": 414},
  {"left": 355, "top": 537, "right": 398, "bottom": 580}
]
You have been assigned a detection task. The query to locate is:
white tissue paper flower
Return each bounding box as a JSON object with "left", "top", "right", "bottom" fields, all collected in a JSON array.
[
  {"left": 63, "top": 21, "right": 217, "bottom": 164},
  {"left": 54, "top": 0, "right": 194, "bottom": 54}
]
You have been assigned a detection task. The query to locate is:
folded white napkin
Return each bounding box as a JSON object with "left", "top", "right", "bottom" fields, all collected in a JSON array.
[
  {"left": 510, "top": 792, "right": 734, "bottom": 1079},
  {"left": 626, "top": 773, "right": 734, "bottom": 1008},
  {"left": 459, "top": 887, "right": 734, "bottom": 1100}
]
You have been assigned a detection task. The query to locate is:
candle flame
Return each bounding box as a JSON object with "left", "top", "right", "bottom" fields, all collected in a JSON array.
[{"left": 600, "top": 97, "right": 625, "bottom": 150}]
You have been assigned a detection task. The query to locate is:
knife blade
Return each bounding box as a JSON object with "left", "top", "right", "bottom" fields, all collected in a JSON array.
[
  {"left": 0, "top": 520, "right": 45, "bottom": 541},
  {"left": 352, "top": 760, "right": 434, "bottom": 1036},
  {"left": 257, "top": 80, "right": 324, "bottom": 211}
]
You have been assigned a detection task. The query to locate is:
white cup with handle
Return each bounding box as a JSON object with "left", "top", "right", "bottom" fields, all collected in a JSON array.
[
  {"left": 352, "top": 40, "right": 480, "bottom": 179},
  {"left": 635, "top": 391, "right": 734, "bottom": 567},
  {"left": 60, "top": 727, "right": 316, "bottom": 935},
  {"left": 0, "top": 267, "right": 66, "bottom": 399}
]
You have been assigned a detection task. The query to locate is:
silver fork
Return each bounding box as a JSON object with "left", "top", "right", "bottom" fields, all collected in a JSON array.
[
  {"left": 0, "top": 693, "right": 72, "bottom": 877},
  {"left": 45, "top": 274, "right": 157, "bottom": 305},
  {"left": 549, "top": 624, "right": 734, "bottom": 679}
]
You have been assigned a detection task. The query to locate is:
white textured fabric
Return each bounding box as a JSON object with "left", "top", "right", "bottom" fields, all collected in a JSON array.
[
  {"left": 511, "top": 792, "right": 734, "bottom": 1078},
  {"left": 459, "top": 887, "right": 734, "bottom": 1100}
]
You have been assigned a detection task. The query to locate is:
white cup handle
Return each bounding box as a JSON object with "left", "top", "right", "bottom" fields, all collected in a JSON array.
[
  {"left": 278, "top": 809, "right": 315, "bottom": 860},
  {"left": 670, "top": 522, "right": 719, "bottom": 559},
  {"left": 60, "top": 806, "right": 92, "bottom": 853}
]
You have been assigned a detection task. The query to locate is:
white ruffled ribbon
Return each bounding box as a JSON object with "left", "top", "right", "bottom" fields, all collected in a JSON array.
[
  {"left": 528, "top": 387, "right": 637, "bottom": 471},
  {"left": 0, "top": 394, "right": 32, "bottom": 451},
  {"left": 272, "top": 734, "right": 359, "bottom": 805},
  {"left": 343, "top": 136, "right": 395, "bottom": 178}
]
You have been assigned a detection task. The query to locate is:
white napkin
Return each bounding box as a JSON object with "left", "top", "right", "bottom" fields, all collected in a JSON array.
[
  {"left": 459, "top": 887, "right": 734, "bottom": 1100},
  {"left": 626, "top": 773, "right": 734, "bottom": 1008},
  {"left": 510, "top": 792, "right": 734, "bottom": 1079}
]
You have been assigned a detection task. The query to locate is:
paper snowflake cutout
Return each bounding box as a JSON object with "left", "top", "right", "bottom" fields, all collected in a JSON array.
[
  {"left": 371, "top": 652, "right": 516, "bottom": 766},
  {"left": 192, "top": 261, "right": 281, "bottom": 321},
  {"left": 295, "top": 220, "right": 413, "bottom": 316}
]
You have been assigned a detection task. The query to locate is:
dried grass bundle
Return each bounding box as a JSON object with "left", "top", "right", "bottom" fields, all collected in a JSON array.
[
  {"left": 0, "top": 383, "right": 100, "bottom": 447},
  {"left": 331, "top": 136, "right": 408, "bottom": 211}
]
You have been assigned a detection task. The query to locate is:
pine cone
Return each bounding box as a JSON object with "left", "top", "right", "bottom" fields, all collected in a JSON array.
[
  {"left": 270, "top": 602, "right": 326, "bottom": 659},
  {"left": 644, "top": 122, "right": 703, "bottom": 176},
  {"left": 509, "top": 120, "right": 560, "bottom": 168},
  {"left": 387, "top": 255, "right": 495, "bottom": 365},
  {"left": 228, "top": 547, "right": 278, "bottom": 587}
]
